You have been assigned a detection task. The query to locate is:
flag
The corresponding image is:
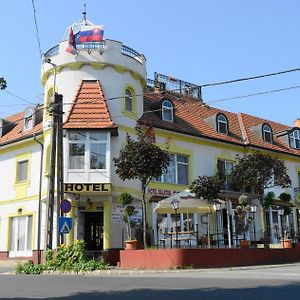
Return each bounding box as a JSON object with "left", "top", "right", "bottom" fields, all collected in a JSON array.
[
  {"left": 66, "top": 27, "right": 77, "bottom": 55},
  {"left": 78, "top": 25, "right": 104, "bottom": 43}
]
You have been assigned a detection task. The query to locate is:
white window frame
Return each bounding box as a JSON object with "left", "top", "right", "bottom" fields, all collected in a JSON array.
[
  {"left": 68, "top": 131, "right": 108, "bottom": 170},
  {"left": 9, "top": 215, "right": 33, "bottom": 257},
  {"left": 217, "top": 114, "right": 228, "bottom": 135},
  {"left": 162, "top": 100, "right": 174, "bottom": 122},
  {"left": 125, "top": 88, "right": 133, "bottom": 112},
  {"left": 24, "top": 108, "right": 34, "bottom": 131},
  {"left": 290, "top": 129, "right": 300, "bottom": 149},
  {"left": 156, "top": 154, "right": 189, "bottom": 185},
  {"left": 17, "top": 159, "right": 29, "bottom": 183},
  {"left": 262, "top": 124, "right": 273, "bottom": 143}
]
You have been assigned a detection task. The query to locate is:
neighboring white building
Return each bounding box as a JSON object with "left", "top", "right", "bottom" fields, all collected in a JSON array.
[{"left": 0, "top": 16, "right": 300, "bottom": 261}]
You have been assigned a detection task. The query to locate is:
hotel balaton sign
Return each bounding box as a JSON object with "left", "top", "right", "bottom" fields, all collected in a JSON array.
[{"left": 64, "top": 183, "right": 111, "bottom": 193}]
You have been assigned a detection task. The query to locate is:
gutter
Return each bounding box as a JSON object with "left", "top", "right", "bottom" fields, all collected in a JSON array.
[{"left": 33, "top": 134, "right": 44, "bottom": 265}]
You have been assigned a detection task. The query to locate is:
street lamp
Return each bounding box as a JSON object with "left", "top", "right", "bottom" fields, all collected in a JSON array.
[
  {"left": 171, "top": 199, "right": 180, "bottom": 248},
  {"left": 278, "top": 207, "right": 285, "bottom": 247},
  {"left": 250, "top": 205, "right": 257, "bottom": 248},
  {"left": 212, "top": 201, "right": 221, "bottom": 248}
]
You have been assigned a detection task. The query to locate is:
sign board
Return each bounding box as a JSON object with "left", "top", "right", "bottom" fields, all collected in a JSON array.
[
  {"left": 59, "top": 217, "right": 72, "bottom": 234},
  {"left": 64, "top": 183, "right": 111, "bottom": 193},
  {"left": 60, "top": 199, "right": 72, "bottom": 214}
]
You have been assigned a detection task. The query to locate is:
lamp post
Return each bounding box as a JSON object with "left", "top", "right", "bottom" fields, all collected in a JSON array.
[
  {"left": 278, "top": 207, "right": 284, "bottom": 247},
  {"left": 212, "top": 201, "right": 221, "bottom": 248},
  {"left": 250, "top": 205, "right": 257, "bottom": 248},
  {"left": 171, "top": 199, "right": 180, "bottom": 248}
]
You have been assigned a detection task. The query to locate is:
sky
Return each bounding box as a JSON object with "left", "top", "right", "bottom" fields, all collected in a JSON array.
[{"left": 0, "top": 1, "right": 299, "bottom": 126}]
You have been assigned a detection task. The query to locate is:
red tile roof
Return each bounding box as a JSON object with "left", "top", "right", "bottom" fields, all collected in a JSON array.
[
  {"left": 64, "top": 80, "right": 117, "bottom": 131},
  {"left": 0, "top": 108, "right": 43, "bottom": 146},
  {"left": 141, "top": 92, "right": 300, "bottom": 157},
  {"left": 141, "top": 92, "right": 244, "bottom": 145}
]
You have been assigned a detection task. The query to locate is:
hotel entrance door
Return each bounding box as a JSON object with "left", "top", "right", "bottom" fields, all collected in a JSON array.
[{"left": 84, "top": 212, "right": 103, "bottom": 250}]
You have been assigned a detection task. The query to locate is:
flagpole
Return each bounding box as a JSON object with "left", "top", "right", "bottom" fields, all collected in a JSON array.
[{"left": 83, "top": 0, "right": 87, "bottom": 22}]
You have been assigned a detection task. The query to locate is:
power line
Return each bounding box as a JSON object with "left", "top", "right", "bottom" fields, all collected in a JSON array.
[
  {"left": 31, "top": 0, "right": 43, "bottom": 58},
  {"left": 4, "top": 90, "right": 36, "bottom": 105},
  {"left": 201, "top": 67, "right": 300, "bottom": 88},
  {"left": 2, "top": 82, "right": 300, "bottom": 130},
  {"left": 206, "top": 85, "right": 300, "bottom": 105}
]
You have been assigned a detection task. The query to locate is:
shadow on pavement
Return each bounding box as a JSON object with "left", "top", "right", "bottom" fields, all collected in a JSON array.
[{"left": 5, "top": 282, "right": 300, "bottom": 300}]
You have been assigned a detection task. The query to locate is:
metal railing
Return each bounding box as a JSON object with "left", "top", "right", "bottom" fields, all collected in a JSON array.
[
  {"left": 147, "top": 72, "right": 202, "bottom": 100},
  {"left": 44, "top": 41, "right": 144, "bottom": 65},
  {"left": 121, "top": 44, "right": 143, "bottom": 64}
]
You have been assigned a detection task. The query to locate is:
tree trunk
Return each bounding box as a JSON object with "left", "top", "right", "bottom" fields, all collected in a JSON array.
[
  {"left": 141, "top": 181, "right": 147, "bottom": 248},
  {"left": 260, "top": 194, "right": 269, "bottom": 249}
]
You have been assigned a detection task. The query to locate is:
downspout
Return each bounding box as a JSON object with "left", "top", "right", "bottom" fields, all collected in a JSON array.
[{"left": 33, "top": 134, "right": 44, "bottom": 265}]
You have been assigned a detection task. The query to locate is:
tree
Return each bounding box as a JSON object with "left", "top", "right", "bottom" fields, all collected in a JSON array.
[
  {"left": 113, "top": 124, "right": 170, "bottom": 248},
  {"left": 231, "top": 151, "right": 291, "bottom": 248},
  {"left": 0, "top": 77, "right": 7, "bottom": 90},
  {"left": 190, "top": 175, "right": 224, "bottom": 247}
]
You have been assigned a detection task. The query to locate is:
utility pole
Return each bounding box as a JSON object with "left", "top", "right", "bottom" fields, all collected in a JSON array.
[
  {"left": 56, "top": 94, "right": 64, "bottom": 246},
  {"left": 46, "top": 93, "right": 58, "bottom": 249}
]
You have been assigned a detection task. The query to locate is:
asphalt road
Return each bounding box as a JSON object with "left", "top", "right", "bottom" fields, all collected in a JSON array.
[{"left": 0, "top": 264, "right": 300, "bottom": 299}]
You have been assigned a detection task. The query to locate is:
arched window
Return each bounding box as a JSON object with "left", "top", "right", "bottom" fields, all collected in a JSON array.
[
  {"left": 162, "top": 100, "right": 174, "bottom": 122},
  {"left": 262, "top": 124, "right": 273, "bottom": 143},
  {"left": 290, "top": 129, "right": 300, "bottom": 149},
  {"left": 216, "top": 114, "right": 228, "bottom": 134},
  {"left": 24, "top": 108, "right": 34, "bottom": 131},
  {"left": 125, "top": 88, "right": 133, "bottom": 112}
]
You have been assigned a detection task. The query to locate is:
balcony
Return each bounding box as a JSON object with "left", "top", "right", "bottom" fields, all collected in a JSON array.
[{"left": 44, "top": 40, "right": 144, "bottom": 65}]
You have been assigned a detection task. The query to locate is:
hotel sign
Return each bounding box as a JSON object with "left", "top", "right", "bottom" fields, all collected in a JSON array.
[{"left": 64, "top": 183, "right": 111, "bottom": 193}]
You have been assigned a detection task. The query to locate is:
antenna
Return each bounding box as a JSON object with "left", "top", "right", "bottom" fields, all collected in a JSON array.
[{"left": 83, "top": 0, "right": 87, "bottom": 22}]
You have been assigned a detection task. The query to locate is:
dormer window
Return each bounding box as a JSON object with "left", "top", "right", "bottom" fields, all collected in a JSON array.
[
  {"left": 24, "top": 108, "right": 34, "bottom": 131},
  {"left": 162, "top": 100, "right": 174, "bottom": 122},
  {"left": 216, "top": 113, "right": 228, "bottom": 135},
  {"left": 262, "top": 124, "right": 273, "bottom": 143},
  {"left": 290, "top": 129, "right": 300, "bottom": 149}
]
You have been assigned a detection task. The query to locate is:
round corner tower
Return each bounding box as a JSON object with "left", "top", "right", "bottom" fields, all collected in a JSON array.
[{"left": 41, "top": 17, "right": 147, "bottom": 127}]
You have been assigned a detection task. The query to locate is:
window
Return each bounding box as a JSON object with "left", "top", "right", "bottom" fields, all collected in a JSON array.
[
  {"left": 17, "top": 160, "right": 29, "bottom": 182},
  {"left": 217, "top": 159, "right": 233, "bottom": 190},
  {"left": 24, "top": 108, "right": 34, "bottom": 130},
  {"left": 262, "top": 124, "right": 273, "bottom": 143},
  {"left": 156, "top": 154, "right": 189, "bottom": 185},
  {"left": 162, "top": 100, "right": 174, "bottom": 122},
  {"left": 125, "top": 88, "right": 133, "bottom": 112},
  {"left": 9, "top": 215, "right": 32, "bottom": 257},
  {"left": 216, "top": 114, "right": 228, "bottom": 135},
  {"left": 290, "top": 129, "right": 300, "bottom": 149},
  {"left": 68, "top": 131, "right": 107, "bottom": 170}
]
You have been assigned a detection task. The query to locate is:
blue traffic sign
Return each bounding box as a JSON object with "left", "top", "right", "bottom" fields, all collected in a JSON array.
[
  {"left": 59, "top": 217, "right": 72, "bottom": 234},
  {"left": 60, "top": 199, "right": 72, "bottom": 214}
]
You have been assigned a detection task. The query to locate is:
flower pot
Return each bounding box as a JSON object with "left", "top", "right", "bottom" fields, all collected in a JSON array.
[
  {"left": 240, "top": 240, "right": 250, "bottom": 248},
  {"left": 124, "top": 240, "right": 138, "bottom": 250},
  {"left": 281, "top": 239, "right": 292, "bottom": 249}
]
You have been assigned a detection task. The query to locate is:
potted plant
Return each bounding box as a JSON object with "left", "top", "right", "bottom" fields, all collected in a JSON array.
[
  {"left": 235, "top": 194, "right": 253, "bottom": 248},
  {"left": 118, "top": 192, "right": 138, "bottom": 250}
]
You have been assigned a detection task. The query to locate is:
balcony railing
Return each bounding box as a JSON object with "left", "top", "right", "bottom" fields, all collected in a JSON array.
[{"left": 44, "top": 41, "right": 144, "bottom": 65}]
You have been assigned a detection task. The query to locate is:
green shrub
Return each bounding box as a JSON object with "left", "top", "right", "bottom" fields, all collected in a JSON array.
[
  {"left": 15, "top": 261, "right": 44, "bottom": 275},
  {"left": 15, "top": 240, "right": 109, "bottom": 274}
]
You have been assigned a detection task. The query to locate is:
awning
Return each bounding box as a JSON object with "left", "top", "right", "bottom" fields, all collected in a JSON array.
[
  {"left": 154, "top": 190, "right": 211, "bottom": 214},
  {"left": 272, "top": 200, "right": 295, "bottom": 208}
]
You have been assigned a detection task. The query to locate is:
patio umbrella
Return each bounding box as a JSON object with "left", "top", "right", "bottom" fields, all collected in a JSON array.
[{"left": 154, "top": 190, "right": 211, "bottom": 214}]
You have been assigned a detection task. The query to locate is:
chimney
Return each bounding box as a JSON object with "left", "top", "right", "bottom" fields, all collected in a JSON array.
[{"left": 293, "top": 118, "right": 300, "bottom": 128}]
